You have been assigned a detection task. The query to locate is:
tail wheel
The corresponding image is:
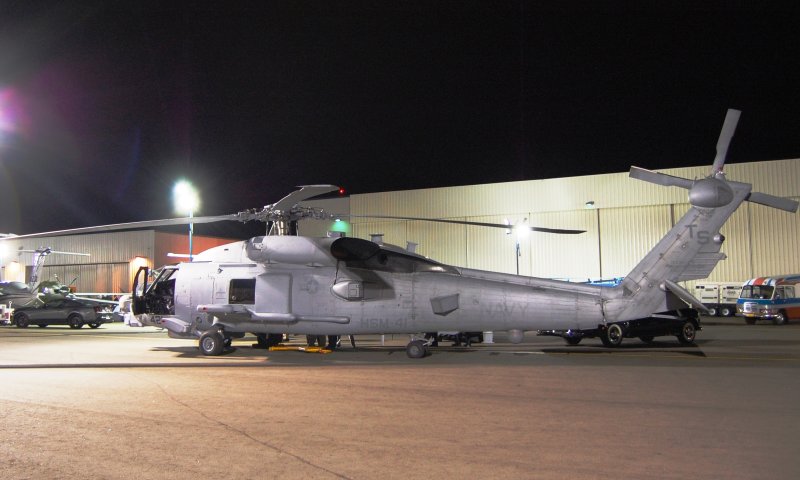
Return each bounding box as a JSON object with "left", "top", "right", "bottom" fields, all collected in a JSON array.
[
  {"left": 601, "top": 324, "right": 624, "bottom": 347},
  {"left": 677, "top": 321, "right": 697, "bottom": 345}
]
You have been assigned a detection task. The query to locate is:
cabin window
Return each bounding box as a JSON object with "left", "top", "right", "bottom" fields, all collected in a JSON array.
[
  {"left": 229, "top": 279, "right": 256, "bottom": 304},
  {"left": 776, "top": 286, "right": 794, "bottom": 300}
]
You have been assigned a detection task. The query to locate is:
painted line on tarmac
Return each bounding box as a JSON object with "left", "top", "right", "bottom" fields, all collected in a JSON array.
[{"left": 0, "top": 361, "right": 273, "bottom": 369}]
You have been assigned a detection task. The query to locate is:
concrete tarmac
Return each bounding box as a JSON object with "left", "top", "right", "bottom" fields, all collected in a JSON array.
[{"left": 1, "top": 318, "right": 799, "bottom": 479}]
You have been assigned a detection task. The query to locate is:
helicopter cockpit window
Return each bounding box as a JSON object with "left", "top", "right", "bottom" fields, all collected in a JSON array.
[
  {"left": 146, "top": 267, "right": 176, "bottom": 295},
  {"left": 345, "top": 249, "right": 459, "bottom": 274},
  {"left": 229, "top": 278, "right": 256, "bottom": 304}
]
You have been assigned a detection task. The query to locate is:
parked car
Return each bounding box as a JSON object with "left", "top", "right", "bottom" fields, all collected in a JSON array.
[{"left": 12, "top": 297, "right": 114, "bottom": 329}]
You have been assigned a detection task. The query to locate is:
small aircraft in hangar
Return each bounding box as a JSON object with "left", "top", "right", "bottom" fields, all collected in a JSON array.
[{"left": 3, "top": 109, "right": 798, "bottom": 357}]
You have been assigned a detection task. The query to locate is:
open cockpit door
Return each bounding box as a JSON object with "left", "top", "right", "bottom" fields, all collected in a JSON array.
[
  {"left": 131, "top": 266, "right": 149, "bottom": 315},
  {"left": 132, "top": 265, "right": 178, "bottom": 315}
]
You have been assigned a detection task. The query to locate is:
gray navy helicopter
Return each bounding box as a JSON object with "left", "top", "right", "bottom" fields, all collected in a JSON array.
[{"left": 3, "top": 109, "right": 797, "bottom": 357}]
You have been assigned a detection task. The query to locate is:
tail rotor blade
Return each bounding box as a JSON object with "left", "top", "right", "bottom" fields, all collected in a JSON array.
[
  {"left": 629, "top": 166, "right": 693, "bottom": 189},
  {"left": 747, "top": 192, "right": 800, "bottom": 213},
  {"left": 711, "top": 109, "right": 741, "bottom": 175}
]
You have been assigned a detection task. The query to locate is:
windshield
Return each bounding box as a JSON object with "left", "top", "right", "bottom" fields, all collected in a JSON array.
[{"left": 740, "top": 285, "right": 774, "bottom": 300}]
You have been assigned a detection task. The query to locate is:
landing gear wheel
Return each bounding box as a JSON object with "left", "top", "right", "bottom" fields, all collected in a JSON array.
[
  {"left": 199, "top": 330, "right": 225, "bottom": 356},
  {"left": 88, "top": 323, "right": 100, "bottom": 329},
  {"left": 406, "top": 339, "right": 428, "bottom": 359},
  {"left": 773, "top": 311, "right": 787, "bottom": 325},
  {"left": 68, "top": 315, "right": 83, "bottom": 329},
  {"left": 677, "top": 321, "right": 697, "bottom": 345},
  {"left": 639, "top": 335, "right": 654, "bottom": 344},
  {"left": 564, "top": 336, "right": 582, "bottom": 346},
  {"left": 601, "top": 324, "right": 624, "bottom": 347},
  {"left": 15, "top": 313, "right": 29, "bottom": 328}
]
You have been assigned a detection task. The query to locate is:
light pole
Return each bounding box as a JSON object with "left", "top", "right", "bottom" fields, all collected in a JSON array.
[
  {"left": 173, "top": 180, "right": 199, "bottom": 261},
  {"left": 508, "top": 220, "right": 529, "bottom": 275}
]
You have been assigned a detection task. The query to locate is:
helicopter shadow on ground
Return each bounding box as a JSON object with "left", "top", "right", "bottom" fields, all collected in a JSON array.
[
  {"left": 149, "top": 344, "right": 421, "bottom": 358},
  {"left": 146, "top": 343, "right": 546, "bottom": 366}
]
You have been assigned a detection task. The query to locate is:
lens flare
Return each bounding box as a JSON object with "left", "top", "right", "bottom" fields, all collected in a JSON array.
[{"left": 0, "top": 87, "right": 28, "bottom": 136}]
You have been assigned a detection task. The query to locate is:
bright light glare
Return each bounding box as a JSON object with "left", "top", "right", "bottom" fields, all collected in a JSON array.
[
  {"left": 0, "top": 90, "right": 14, "bottom": 132},
  {"left": 173, "top": 180, "right": 199, "bottom": 215},
  {"left": 513, "top": 222, "right": 530, "bottom": 239}
]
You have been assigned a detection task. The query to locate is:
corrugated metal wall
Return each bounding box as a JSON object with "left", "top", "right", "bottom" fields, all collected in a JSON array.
[
  {"left": 10, "top": 230, "right": 155, "bottom": 265},
  {"left": 351, "top": 158, "right": 800, "bottom": 285},
  {"left": 749, "top": 200, "right": 800, "bottom": 276},
  {"left": 599, "top": 205, "right": 673, "bottom": 278},
  {"left": 528, "top": 210, "right": 600, "bottom": 279},
  {"left": 38, "top": 263, "right": 130, "bottom": 294}
]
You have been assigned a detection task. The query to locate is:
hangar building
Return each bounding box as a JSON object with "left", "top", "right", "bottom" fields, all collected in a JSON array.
[
  {"left": 348, "top": 158, "right": 800, "bottom": 291},
  {"left": 1, "top": 158, "right": 798, "bottom": 294}
]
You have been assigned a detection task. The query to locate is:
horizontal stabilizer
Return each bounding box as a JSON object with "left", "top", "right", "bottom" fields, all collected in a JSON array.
[
  {"left": 664, "top": 280, "right": 710, "bottom": 313},
  {"left": 629, "top": 167, "right": 694, "bottom": 189},
  {"left": 747, "top": 191, "right": 799, "bottom": 213}
]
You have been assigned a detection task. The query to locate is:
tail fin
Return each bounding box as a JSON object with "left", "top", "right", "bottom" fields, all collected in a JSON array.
[{"left": 610, "top": 109, "right": 799, "bottom": 321}]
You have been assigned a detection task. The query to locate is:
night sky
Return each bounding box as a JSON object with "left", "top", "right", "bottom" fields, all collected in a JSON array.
[{"left": 1, "top": 2, "right": 798, "bottom": 236}]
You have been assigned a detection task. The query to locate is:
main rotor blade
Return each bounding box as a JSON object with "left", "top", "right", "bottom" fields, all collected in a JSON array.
[
  {"left": 18, "top": 249, "right": 90, "bottom": 256},
  {"left": 0, "top": 214, "right": 241, "bottom": 240},
  {"left": 711, "top": 108, "right": 741, "bottom": 175},
  {"left": 344, "top": 215, "right": 585, "bottom": 234},
  {"left": 271, "top": 185, "right": 340, "bottom": 212}
]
